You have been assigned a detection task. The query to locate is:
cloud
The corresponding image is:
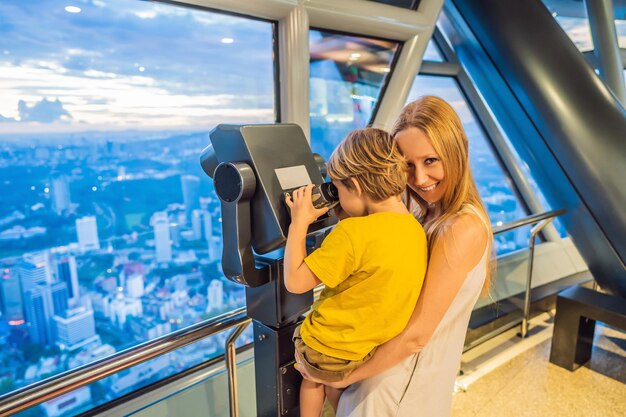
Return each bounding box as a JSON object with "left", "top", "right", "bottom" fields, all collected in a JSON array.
[
  {"left": 18, "top": 98, "right": 72, "bottom": 123},
  {"left": 0, "top": 114, "right": 17, "bottom": 123}
]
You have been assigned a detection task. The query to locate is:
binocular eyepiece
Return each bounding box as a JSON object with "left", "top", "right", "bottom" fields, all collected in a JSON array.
[{"left": 284, "top": 182, "right": 339, "bottom": 211}]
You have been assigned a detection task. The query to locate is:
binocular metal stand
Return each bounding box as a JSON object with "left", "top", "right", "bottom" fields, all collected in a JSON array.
[{"left": 201, "top": 124, "right": 335, "bottom": 416}]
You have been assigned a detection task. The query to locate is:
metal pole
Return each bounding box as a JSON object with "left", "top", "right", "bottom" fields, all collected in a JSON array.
[
  {"left": 225, "top": 322, "right": 250, "bottom": 417},
  {"left": 520, "top": 218, "right": 556, "bottom": 338},
  {"left": 585, "top": 0, "right": 626, "bottom": 105}
]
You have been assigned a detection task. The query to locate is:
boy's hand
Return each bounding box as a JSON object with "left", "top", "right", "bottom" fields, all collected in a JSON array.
[{"left": 285, "top": 184, "right": 329, "bottom": 228}]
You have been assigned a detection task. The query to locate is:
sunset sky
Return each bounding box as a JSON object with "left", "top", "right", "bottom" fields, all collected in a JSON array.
[{"left": 0, "top": 0, "right": 275, "bottom": 134}]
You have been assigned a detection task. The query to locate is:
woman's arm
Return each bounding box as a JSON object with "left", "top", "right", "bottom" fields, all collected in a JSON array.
[{"left": 319, "top": 213, "right": 489, "bottom": 387}]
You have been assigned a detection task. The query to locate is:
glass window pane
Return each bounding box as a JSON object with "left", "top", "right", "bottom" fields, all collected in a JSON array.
[
  {"left": 554, "top": 16, "right": 594, "bottom": 51},
  {"left": 423, "top": 39, "right": 445, "bottom": 62},
  {"left": 366, "top": 0, "right": 418, "bottom": 10},
  {"left": 309, "top": 30, "right": 399, "bottom": 160},
  {"left": 542, "top": 1, "right": 594, "bottom": 52},
  {"left": 543, "top": 1, "right": 626, "bottom": 52},
  {"left": 0, "top": 0, "right": 274, "bottom": 406},
  {"left": 617, "top": 19, "right": 626, "bottom": 49},
  {"left": 13, "top": 332, "right": 255, "bottom": 417},
  {"left": 406, "top": 75, "right": 528, "bottom": 254}
]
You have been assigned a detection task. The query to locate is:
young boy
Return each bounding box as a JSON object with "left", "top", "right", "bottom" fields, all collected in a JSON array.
[{"left": 284, "top": 128, "right": 428, "bottom": 417}]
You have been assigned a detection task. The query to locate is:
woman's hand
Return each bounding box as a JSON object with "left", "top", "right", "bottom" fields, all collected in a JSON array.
[
  {"left": 294, "top": 349, "right": 352, "bottom": 389},
  {"left": 285, "top": 184, "right": 329, "bottom": 228}
]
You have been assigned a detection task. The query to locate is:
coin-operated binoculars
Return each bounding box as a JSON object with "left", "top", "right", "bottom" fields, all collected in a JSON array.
[{"left": 200, "top": 124, "right": 337, "bottom": 416}]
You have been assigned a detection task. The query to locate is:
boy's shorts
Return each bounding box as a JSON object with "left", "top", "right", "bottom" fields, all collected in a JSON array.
[{"left": 293, "top": 325, "right": 375, "bottom": 383}]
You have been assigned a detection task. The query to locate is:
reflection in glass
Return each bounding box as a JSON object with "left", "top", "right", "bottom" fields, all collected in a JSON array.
[
  {"left": 309, "top": 30, "right": 399, "bottom": 160},
  {"left": 406, "top": 75, "right": 528, "bottom": 254},
  {"left": 0, "top": 0, "right": 274, "bottom": 411}
]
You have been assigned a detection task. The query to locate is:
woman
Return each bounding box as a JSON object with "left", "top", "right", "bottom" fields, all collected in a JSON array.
[{"left": 297, "top": 95, "right": 493, "bottom": 417}]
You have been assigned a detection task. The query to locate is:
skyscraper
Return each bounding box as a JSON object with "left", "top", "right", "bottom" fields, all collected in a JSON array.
[
  {"left": 53, "top": 307, "right": 98, "bottom": 351},
  {"left": 50, "top": 281, "right": 69, "bottom": 316},
  {"left": 126, "top": 274, "right": 144, "bottom": 298},
  {"left": 208, "top": 236, "right": 221, "bottom": 263},
  {"left": 19, "top": 251, "right": 53, "bottom": 290},
  {"left": 55, "top": 255, "right": 79, "bottom": 302},
  {"left": 191, "top": 209, "right": 203, "bottom": 240},
  {"left": 51, "top": 176, "right": 72, "bottom": 215},
  {"left": 1, "top": 265, "right": 24, "bottom": 324},
  {"left": 76, "top": 216, "right": 100, "bottom": 253},
  {"left": 203, "top": 209, "right": 213, "bottom": 241},
  {"left": 180, "top": 175, "right": 200, "bottom": 221},
  {"left": 206, "top": 279, "right": 224, "bottom": 312},
  {"left": 23, "top": 284, "right": 54, "bottom": 345},
  {"left": 152, "top": 211, "right": 172, "bottom": 263}
]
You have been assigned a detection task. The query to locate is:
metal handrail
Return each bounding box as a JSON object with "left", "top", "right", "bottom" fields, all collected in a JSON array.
[
  {"left": 0, "top": 307, "right": 248, "bottom": 417},
  {"left": 492, "top": 208, "right": 566, "bottom": 235},
  {"left": 225, "top": 321, "right": 252, "bottom": 417},
  {"left": 0, "top": 209, "right": 567, "bottom": 417},
  {"left": 492, "top": 208, "right": 567, "bottom": 338},
  {"left": 520, "top": 216, "right": 560, "bottom": 337}
]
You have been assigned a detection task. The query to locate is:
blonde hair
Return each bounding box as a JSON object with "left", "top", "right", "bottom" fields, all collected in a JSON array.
[
  {"left": 327, "top": 128, "right": 407, "bottom": 202},
  {"left": 392, "top": 96, "right": 494, "bottom": 289}
]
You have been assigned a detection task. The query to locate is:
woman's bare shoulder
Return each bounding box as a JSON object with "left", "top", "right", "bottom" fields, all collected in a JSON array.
[{"left": 435, "top": 211, "right": 489, "bottom": 270}]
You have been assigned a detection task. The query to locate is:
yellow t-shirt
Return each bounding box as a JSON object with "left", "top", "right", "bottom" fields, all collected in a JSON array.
[{"left": 301, "top": 212, "right": 427, "bottom": 361}]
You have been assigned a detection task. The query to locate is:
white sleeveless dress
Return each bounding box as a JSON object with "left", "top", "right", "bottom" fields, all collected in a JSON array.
[{"left": 336, "top": 211, "right": 489, "bottom": 417}]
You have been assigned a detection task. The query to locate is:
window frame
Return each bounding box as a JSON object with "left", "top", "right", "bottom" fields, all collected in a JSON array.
[{"left": 308, "top": 26, "right": 405, "bottom": 129}]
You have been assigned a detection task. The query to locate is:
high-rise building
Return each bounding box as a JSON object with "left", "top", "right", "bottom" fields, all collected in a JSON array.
[
  {"left": 208, "top": 236, "right": 221, "bottom": 263},
  {"left": 203, "top": 210, "right": 213, "bottom": 241},
  {"left": 180, "top": 175, "right": 200, "bottom": 221},
  {"left": 1, "top": 265, "right": 24, "bottom": 324},
  {"left": 152, "top": 211, "right": 172, "bottom": 263},
  {"left": 50, "top": 281, "right": 69, "bottom": 316},
  {"left": 55, "top": 255, "right": 79, "bottom": 302},
  {"left": 23, "top": 284, "right": 54, "bottom": 345},
  {"left": 53, "top": 307, "right": 98, "bottom": 351},
  {"left": 76, "top": 216, "right": 100, "bottom": 253},
  {"left": 19, "top": 251, "right": 53, "bottom": 290},
  {"left": 126, "top": 274, "right": 144, "bottom": 298},
  {"left": 191, "top": 209, "right": 203, "bottom": 240},
  {"left": 51, "top": 176, "right": 72, "bottom": 215},
  {"left": 206, "top": 279, "right": 224, "bottom": 312},
  {"left": 170, "top": 222, "right": 181, "bottom": 247}
]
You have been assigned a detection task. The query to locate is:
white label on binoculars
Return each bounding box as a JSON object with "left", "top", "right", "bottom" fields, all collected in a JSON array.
[{"left": 275, "top": 165, "right": 311, "bottom": 190}]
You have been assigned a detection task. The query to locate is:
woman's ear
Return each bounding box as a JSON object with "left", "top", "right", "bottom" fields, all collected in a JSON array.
[{"left": 349, "top": 177, "right": 363, "bottom": 196}]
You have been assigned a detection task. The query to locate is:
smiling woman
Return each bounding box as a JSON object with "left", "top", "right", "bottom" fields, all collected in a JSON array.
[{"left": 0, "top": 0, "right": 276, "bottom": 414}]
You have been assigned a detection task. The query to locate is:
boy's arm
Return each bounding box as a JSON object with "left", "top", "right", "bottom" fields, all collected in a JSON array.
[
  {"left": 284, "top": 184, "right": 328, "bottom": 294},
  {"left": 284, "top": 221, "right": 321, "bottom": 294}
]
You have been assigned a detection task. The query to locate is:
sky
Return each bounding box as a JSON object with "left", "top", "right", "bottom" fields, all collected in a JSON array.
[
  {"left": 1, "top": 1, "right": 623, "bottom": 136},
  {"left": 0, "top": 0, "right": 276, "bottom": 135}
]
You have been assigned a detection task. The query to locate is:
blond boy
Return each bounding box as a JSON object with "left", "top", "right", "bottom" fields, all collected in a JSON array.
[{"left": 284, "top": 128, "right": 428, "bottom": 416}]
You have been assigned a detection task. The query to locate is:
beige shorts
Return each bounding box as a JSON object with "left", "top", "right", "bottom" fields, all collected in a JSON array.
[{"left": 293, "top": 325, "right": 375, "bottom": 383}]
